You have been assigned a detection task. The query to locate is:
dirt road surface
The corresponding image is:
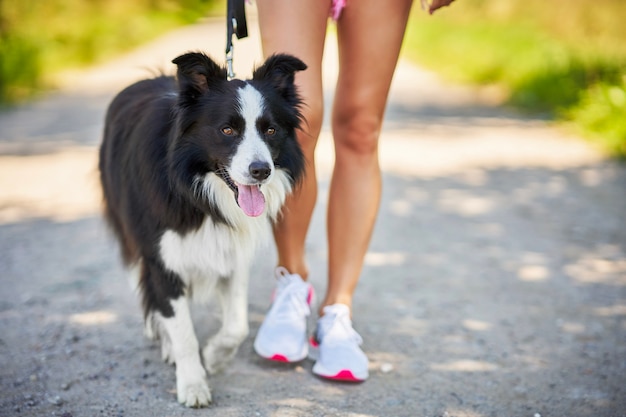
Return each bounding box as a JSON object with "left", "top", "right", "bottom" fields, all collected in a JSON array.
[{"left": 1, "top": 11, "right": 625, "bottom": 417}]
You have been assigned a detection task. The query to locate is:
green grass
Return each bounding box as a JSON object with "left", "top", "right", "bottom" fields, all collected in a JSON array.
[
  {"left": 0, "top": 0, "right": 224, "bottom": 104},
  {"left": 404, "top": 0, "right": 626, "bottom": 159}
]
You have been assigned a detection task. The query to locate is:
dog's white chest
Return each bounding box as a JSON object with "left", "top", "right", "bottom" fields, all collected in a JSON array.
[{"left": 159, "top": 217, "right": 256, "bottom": 281}]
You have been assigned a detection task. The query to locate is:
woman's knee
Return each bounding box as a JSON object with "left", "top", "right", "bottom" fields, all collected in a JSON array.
[{"left": 332, "top": 111, "right": 382, "bottom": 157}]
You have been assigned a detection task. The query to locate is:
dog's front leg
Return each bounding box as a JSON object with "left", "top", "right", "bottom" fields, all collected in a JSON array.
[
  {"left": 160, "top": 297, "right": 212, "bottom": 407},
  {"left": 202, "top": 270, "right": 250, "bottom": 374}
]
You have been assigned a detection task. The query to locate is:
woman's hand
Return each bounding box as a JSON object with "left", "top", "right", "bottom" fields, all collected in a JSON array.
[{"left": 422, "top": 0, "right": 456, "bottom": 14}]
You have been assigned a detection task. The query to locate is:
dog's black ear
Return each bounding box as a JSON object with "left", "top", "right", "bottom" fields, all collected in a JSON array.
[
  {"left": 172, "top": 52, "right": 226, "bottom": 99},
  {"left": 252, "top": 54, "right": 307, "bottom": 100}
]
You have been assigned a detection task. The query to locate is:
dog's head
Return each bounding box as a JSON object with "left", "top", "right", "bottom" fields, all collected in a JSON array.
[{"left": 169, "top": 52, "right": 306, "bottom": 219}]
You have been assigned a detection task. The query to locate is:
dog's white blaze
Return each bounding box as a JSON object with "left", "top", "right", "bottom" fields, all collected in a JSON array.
[{"left": 230, "top": 84, "right": 274, "bottom": 185}]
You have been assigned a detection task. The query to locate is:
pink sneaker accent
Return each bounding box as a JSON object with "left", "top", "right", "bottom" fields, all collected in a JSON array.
[
  {"left": 324, "top": 370, "right": 364, "bottom": 382},
  {"left": 269, "top": 354, "right": 290, "bottom": 362}
]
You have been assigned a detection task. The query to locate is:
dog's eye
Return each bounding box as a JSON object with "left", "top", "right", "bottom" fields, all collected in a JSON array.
[
  {"left": 265, "top": 127, "right": 276, "bottom": 136},
  {"left": 221, "top": 127, "right": 234, "bottom": 136}
]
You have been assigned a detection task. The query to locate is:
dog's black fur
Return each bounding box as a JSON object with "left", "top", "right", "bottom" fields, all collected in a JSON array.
[{"left": 99, "top": 52, "right": 306, "bottom": 406}]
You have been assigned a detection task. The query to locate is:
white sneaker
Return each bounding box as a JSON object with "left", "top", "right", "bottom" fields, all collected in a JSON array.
[
  {"left": 254, "top": 267, "right": 314, "bottom": 362},
  {"left": 309, "top": 304, "right": 369, "bottom": 382}
]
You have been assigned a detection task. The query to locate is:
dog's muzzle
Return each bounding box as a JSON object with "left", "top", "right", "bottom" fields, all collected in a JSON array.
[{"left": 219, "top": 163, "right": 271, "bottom": 217}]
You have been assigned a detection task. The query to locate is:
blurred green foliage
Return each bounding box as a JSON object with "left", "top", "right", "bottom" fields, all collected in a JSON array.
[
  {"left": 0, "top": 0, "right": 223, "bottom": 104},
  {"left": 405, "top": 0, "right": 626, "bottom": 158}
]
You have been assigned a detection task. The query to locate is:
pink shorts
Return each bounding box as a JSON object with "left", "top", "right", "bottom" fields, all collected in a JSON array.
[{"left": 331, "top": 0, "right": 347, "bottom": 20}]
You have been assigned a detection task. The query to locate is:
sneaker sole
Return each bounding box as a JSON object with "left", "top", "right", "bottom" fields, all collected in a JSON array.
[
  {"left": 254, "top": 341, "right": 308, "bottom": 363},
  {"left": 309, "top": 338, "right": 368, "bottom": 382},
  {"left": 312, "top": 366, "right": 368, "bottom": 382},
  {"left": 267, "top": 353, "right": 306, "bottom": 363}
]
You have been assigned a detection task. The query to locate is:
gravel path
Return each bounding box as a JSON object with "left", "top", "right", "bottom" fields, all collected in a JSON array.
[{"left": 1, "top": 12, "right": 625, "bottom": 417}]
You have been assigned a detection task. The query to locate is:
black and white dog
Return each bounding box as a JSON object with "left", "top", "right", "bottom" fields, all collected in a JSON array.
[{"left": 99, "top": 52, "right": 306, "bottom": 407}]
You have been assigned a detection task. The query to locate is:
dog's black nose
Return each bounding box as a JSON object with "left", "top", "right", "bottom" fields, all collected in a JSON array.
[{"left": 249, "top": 161, "right": 271, "bottom": 181}]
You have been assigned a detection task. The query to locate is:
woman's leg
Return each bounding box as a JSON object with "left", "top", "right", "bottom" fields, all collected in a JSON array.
[
  {"left": 253, "top": 0, "right": 331, "bottom": 364},
  {"left": 323, "top": 0, "right": 414, "bottom": 311},
  {"left": 256, "top": 0, "right": 332, "bottom": 279}
]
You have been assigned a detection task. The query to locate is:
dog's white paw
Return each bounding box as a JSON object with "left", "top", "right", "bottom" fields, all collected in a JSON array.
[
  {"left": 176, "top": 370, "right": 212, "bottom": 408},
  {"left": 178, "top": 381, "right": 212, "bottom": 408},
  {"left": 175, "top": 358, "right": 212, "bottom": 407}
]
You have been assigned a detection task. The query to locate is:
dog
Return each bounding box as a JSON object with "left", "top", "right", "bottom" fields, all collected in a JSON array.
[{"left": 99, "top": 52, "right": 306, "bottom": 407}]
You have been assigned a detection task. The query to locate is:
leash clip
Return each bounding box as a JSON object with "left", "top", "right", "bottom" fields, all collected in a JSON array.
[
  {"left": 226, "top": 46, "right": 236, "bottom": 80},
  {"left": 225, "top": 0, "right": 248, "bottom": 80}
]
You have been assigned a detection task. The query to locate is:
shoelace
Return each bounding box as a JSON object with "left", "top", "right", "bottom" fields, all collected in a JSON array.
[
  {"left": 271, "top": 269, "right": 310, "bottom": 320},
  {"left": 317, "top": 310, "right": 363, "bottom": 346}
]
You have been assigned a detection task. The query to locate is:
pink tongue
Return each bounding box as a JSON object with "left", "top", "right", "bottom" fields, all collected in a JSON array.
[{"left": 237, "top": 184, "right": 265, "bottom": 217}]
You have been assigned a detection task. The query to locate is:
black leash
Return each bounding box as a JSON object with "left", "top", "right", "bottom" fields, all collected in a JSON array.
[{"left": 226, "top": 0, "right": 248, "bottom": 79}]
